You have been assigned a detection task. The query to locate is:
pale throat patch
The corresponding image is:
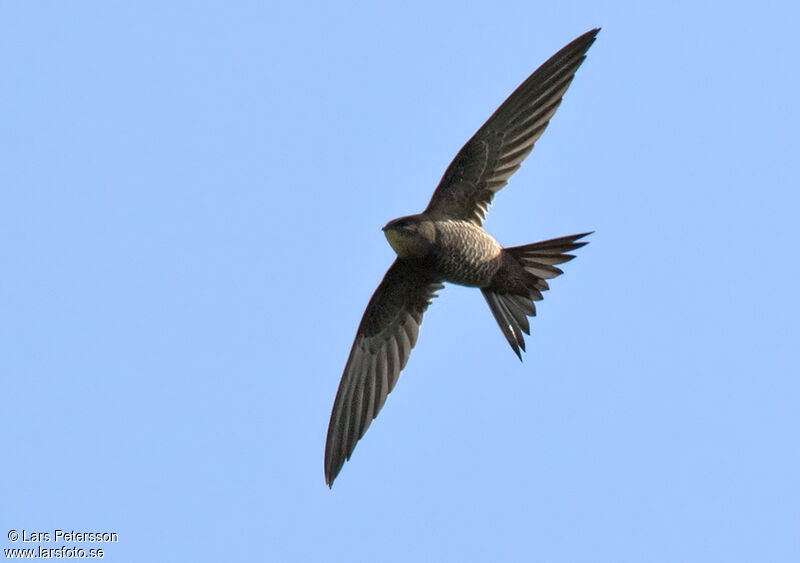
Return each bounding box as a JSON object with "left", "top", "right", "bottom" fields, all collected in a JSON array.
[{"left": 384, "top": 229, "right": 414, "bottom": 258}]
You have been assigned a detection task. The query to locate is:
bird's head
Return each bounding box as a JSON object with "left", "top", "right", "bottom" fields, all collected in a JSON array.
[{"left": 382, "top": 215, "right": 435, "bottom": 258}]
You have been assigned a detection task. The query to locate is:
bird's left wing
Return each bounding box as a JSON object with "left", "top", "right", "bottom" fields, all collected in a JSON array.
[
  {"left": 325, "top": 259, "right": 443, "bottom": 487},
  {"left": 424, "top": 28, "right": 599, "bottom": 225}
]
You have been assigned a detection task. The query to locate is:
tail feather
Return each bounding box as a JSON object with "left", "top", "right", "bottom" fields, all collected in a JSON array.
[
  {"left": 510, "top": 232, "right": 591, "bottom": 278},
  {"left": 481, "top": 232, "right": 590, "bottom": 359},
  {"left": 481, "top": 289, "right": 530, "bottom": 358}
]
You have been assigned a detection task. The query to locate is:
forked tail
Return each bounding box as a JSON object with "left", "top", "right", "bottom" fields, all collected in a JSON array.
[{"left": 481, "top": 232, "right": 591, "bottom": 358}]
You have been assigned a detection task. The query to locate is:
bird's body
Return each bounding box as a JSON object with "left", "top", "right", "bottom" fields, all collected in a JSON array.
[
  {"left": 324, "top": 29, "right": 600, "bottom": 487},
  {"left": 384, "top": 216, "right": 502, "bottom": 286}
]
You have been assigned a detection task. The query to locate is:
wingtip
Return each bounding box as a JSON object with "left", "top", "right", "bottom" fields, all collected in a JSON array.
[
  {"left": 324, "top": 448, "right": 342, "bottom": 488},
  {"left": 578, "top": 27, "right": 600, "bottom": 39},
  {"left": 578, "top": 28, "right": 601, "bottom": 50},
  {"left": 325, "top": 469, "right": 337, "bottom": 488}
]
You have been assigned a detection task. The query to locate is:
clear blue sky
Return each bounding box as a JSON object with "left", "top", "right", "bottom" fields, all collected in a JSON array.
[{"left": 3, "top": 1, "right": 799, "bottom": 561}]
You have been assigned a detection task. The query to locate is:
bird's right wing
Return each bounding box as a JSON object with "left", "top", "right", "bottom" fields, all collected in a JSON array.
[
  {"left": 424, "top": 28, "right": 599, "bottom": 225},
  {"left": 324, "top": 259, "right": 443, "bottom": 487}
]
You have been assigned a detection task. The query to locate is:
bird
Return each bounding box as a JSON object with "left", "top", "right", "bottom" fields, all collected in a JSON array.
[{"left": 324, "top": 28, "right": 599, "bottom": 487}]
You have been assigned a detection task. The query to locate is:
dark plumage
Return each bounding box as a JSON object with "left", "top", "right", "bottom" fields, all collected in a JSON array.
[{"left": 325, "top": 29, "right": 599, "bottom": 487}]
